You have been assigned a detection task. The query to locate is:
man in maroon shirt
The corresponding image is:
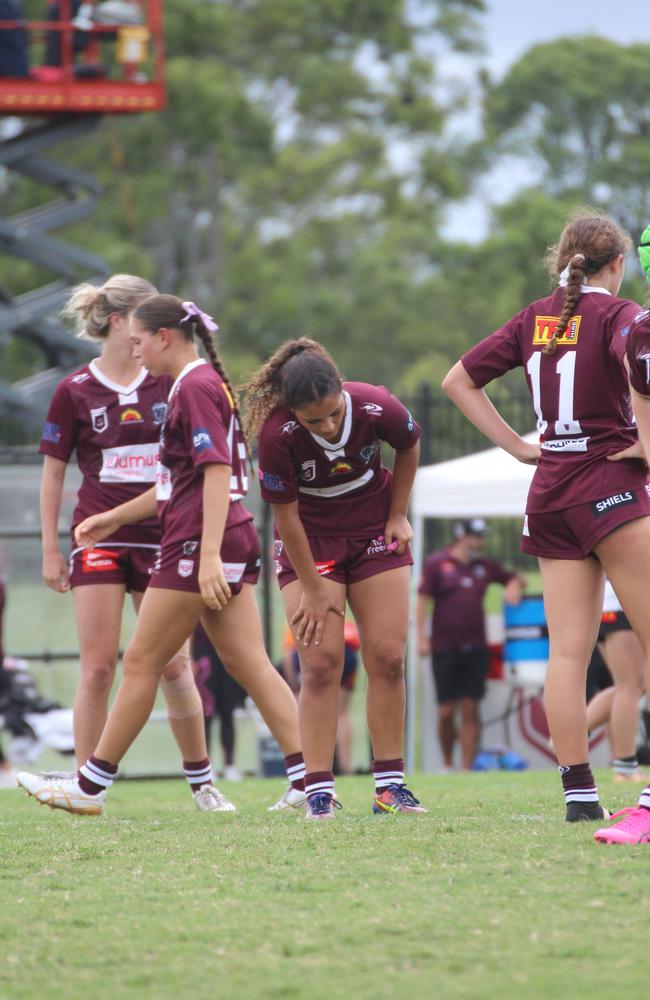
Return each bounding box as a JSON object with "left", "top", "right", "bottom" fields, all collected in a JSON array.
[{"left": 417, "top": 518, "right": 523, "bottom": 770}]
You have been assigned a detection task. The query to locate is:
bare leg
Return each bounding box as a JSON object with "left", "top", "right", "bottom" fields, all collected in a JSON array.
[
  {"left": 437, "top": 701, "right": 457, "bottom": 769},
  {"left": 586, "top": 685, "right": 615, "bottom": 734},
  {"left": 204, "top": 584, "right": 301, "bottom": 756},
  {"left": 539, "top": 557, "right": 604, "bottom": 766},
  {"left": 94, "top": 589, "right": 203, "bottom": 765},
  {"left": 599, "top": 631, "right": 645, "bottom": 759},
  {"left": 72, "top": 584, "right": 126, "bottom": 765},
  {"left": 336, "top": 688, "right": 353, "bottom": 774},
  {"left": 459, "top": 697, "right": 480, "bottom": 770},
  {"left": 596, "top": 518, "right": 650, "bottom": 707},
  {"left": 281, "top": 578, "right": 346, "bottom": 771},
  {"left": 131, "top": 592, "right": 208, "bottom": 763},
  {"left": 348, "top": 566, "right": 410, "bottom": 761}
]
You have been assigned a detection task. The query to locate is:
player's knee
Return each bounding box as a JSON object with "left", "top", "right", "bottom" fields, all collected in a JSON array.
[
  {"left": 438, "top": 702, "right": 455, "bottom": 722},
  {"left": 81, "top": 659, "right": 116, "bottom": 693},
  {"left": 162, "top": 652, "right": 190, "bottom": 683},
  {"left": 371, "top": 646, "right": 405, "bottom": 683},
  {"left": 301, "top": 652, "right": 340, "bottom": 691},
  {"left": 160, "top": 660, "right": 202, "bottom": 719}
]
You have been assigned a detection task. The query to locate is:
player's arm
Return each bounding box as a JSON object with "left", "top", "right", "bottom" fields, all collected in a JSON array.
[
  {"left": 630, "top": 384, "right": 650, "bottom": 463},
  {"left": 198, "top": 463, "right": 232, "bottom": 611},
  {"left": 503, "top": 572, "right": 525, "bottom": 605},
  {"left": 40, "top": 455, "right": 70, "bottom": 593},
  {"left": 273, "top": 501, "right": 344, "bottom": 647},
  {"left": 442, "top": 361, "right": 539, "bottom": 465},
  {"left": 74, "top": 487, "right": 158, "bottom": 548},
  {"left": 384, "top": 439, "right": 419, "bottom": 554}
]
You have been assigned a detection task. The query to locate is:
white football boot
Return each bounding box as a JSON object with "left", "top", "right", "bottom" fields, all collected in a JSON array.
[
  {"left": 193, "top": 784, "right": 237, "bottom": 812},
  {"left": 267, "top": 785, "right": 308, "bottom": 811},
  {"left": 16, "top": 771, "right": 105, "bottom": 815}
]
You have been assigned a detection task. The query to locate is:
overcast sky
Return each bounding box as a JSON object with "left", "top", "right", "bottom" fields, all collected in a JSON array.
[{"left": 482, "top": 0, "right": 649, "bottom": 77}]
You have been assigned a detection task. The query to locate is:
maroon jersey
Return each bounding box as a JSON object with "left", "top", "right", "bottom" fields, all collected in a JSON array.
[
  {"left": 625, "top": 307, "right": 650, "bottom": 396},
  {"left": 156, "top": 359, "right": 252, "bottom": 546},
  {"left": 418, "top": 548, "right": 514, "bottom": 652},
  {"left": 257, "top": 382, "right": 420, "bottom": 536},
  {"left": 461, "top": 288, "right": 645, "bottom": 512},
  {"left": 39, "top": 360, "right": 171, "bottom": 543}
]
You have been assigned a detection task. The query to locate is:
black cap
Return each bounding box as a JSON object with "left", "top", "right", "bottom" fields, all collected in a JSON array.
[{"left": 453, "top": 517, "right": 488, "bottom": 539}]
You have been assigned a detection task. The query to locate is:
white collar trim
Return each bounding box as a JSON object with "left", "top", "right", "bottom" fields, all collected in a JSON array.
[
  {"left": 579, "top": 285, "right": 611, "bottom": 296},
  {"left": 309, "top": 390, "right": 352, "bottom": 451},
  {"left": 89, "top": 359, "right": 148, "bottom": 395},
  {"left": 169, "top": 357, "right": 206, "bottom": 400}
]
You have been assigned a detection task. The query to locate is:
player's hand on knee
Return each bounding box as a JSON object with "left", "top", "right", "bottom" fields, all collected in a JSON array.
[
  {"left": 384, "top": 514, "right": 413, "bottom": 555},
  {"left": 199, "top": 556, "right": 231, "bottom": 610},
  {"left": 42, "top": 550, "right": 70, "bottom": 593},
  {"left": 291, "top": 586, "right": 344, "bottom": 647},
  {"left": 74, "top": 512, "right": 118, "bottom": 548}
]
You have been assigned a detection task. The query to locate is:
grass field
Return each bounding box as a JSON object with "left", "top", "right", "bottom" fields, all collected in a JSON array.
[{"left": 1, "top": 771, "right": 647, "bottom": 1000}]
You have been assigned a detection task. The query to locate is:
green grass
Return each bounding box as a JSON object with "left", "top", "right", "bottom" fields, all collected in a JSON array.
[{"left": 0, "top": 771, "right": 647, "bottom": 1000}]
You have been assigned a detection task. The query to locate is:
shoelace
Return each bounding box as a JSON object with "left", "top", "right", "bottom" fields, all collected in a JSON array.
[
  {"left": 197, "top": 786, "right": 230, "bottom": 806},
  {"left": 608, "top": 806, "right": 650, "bottom": 829},
  {"left": 386, "top": 784, "right": 421, "bottom": 807},
  {"left": 308, "top": 794, "right": 342, "bottom": 814}
]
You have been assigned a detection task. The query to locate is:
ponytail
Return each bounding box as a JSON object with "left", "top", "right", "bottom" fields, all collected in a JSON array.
[
  {"left": 240, "top": 338, "right": 341, "bottom": 441},
  {"left": 544, "top": 253, "right": 585, "bottom": 356}
]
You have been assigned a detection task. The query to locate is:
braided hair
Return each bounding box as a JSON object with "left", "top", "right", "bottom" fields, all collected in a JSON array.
[
  {"left": 132, "top": 294, "right": 252, "bottom": 465},
  {"left": 543, "top": 210, "right": 632, "bottom": 356},
  {"left": 239, "top": 338, "right": 342, "bottom": 441}
]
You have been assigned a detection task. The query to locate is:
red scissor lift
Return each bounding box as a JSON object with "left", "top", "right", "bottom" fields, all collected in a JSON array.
[{"left": 0, "top": 1, "right": 165, "bottom": 428}]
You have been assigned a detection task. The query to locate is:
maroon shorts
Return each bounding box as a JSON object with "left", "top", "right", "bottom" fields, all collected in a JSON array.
[
  {"left": 69, "top": 542, "right": 158, "bottom": 592},
  {"left": 274, "top": 533, "right": 413, "bottom": 589},
  {"left": 521, "top": 485, "right": 650, "bottom": 560},
  {"left": 149, "top": 518, "right": 261, "bottom": 596}
]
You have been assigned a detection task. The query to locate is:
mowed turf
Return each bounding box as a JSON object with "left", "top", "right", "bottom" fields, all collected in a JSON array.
[{"left": 0, "top": 771, "right": 647, "bottom": 1000}]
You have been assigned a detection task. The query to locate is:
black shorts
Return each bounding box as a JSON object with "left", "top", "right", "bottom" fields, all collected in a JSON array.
[
  {"left": 598, "top": 609, "right": 631, "bottom": 640},
  {"left": 432, "top": 648, "right": 490, "bottom": 704}
]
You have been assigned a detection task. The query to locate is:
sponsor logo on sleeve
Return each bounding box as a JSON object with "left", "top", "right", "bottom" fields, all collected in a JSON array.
[
  {"left": 259, "top": 469, "right": 285, "bottom": 492},
  {"left": 71, "top": 372, "right": 90, "bottom": 385},
  {"left": 329, "top": 460, "right": 353, "bottom": 476},
  {"left": 82, "top": 549, "right": 119, "bottom": 573},
  {"left": 280, "top": 420, "right": 298, "bottom": 435},
  {"left": 359, "top": 443, "right": 379, "bottom": 464},
  {"left": 360, "top": 402, "right": 383, "bottom": 416},
  {"left": 192, "top": 428, "right": 213, "bottom": 452},
  {"left": 42, "top": 421, "right": 61, "bottom": 444},
  {"left": 299, "top": 460, "right": 316, "bottom": 482},
  {"left": 120, "top": 407, "right": 143, "bottom": 424},
  {"left": 177, "top": 559, "right": 194, "bottom": 578},
  {"left": 182, "top": 541, "right": 199, "bottom": 556},
  {"left": 90, "top": 406, "right": 109, "bottom": 433},
  {"left": 156, "top": 463, "right": 172, "bottom": 501},
  {"left": 532, "top": 315, "right": 581, "bottom": 346},
  {"left": 406, "top": 410, "right": 414, "bottom": 432},
  {"left": 590, "top": 491, "right": 637, "bottom": 517},
  {"left": 152, "top": 402, "right": 167, "bottom": 424}
]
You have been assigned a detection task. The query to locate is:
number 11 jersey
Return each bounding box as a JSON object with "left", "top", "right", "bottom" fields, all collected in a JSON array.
[{"left": 460, "top": 287, "right": 645, "bottom": 513}]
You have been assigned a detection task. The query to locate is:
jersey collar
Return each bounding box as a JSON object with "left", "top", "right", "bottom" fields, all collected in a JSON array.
[
  {"left": 89, "top": 359, "right": 148, "bottom": 395},
  {"left": 579, "top": 285, "right": 611, "bottom": 296},
  {"left": 308, "top": 389, "right": 352, "bottom": 451},
  {"left": 168, "top": 357, "right": 207, "bottom": 400}
]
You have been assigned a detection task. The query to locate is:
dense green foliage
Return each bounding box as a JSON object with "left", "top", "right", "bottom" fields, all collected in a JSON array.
[{"left": 2, "top": 3, "right": 648, "bottom": 398}]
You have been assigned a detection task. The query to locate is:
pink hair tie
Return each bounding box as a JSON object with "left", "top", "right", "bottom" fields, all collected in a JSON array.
[{"left": 181, "top": 301, "right": 219, "bottom": 333}]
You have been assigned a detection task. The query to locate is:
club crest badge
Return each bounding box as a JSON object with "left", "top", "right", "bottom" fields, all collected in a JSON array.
[
  {"left": 152, "top": 402, "right": 168, "bottom": 424},
  {"left": 177, "top": 559, "right": 194, "bottom": 578},
  {"left": 90, "top": 406, "right": 109, "bottom": 433},
  {"left": 300, "top": 460, "right": 316, "bottom": 482}
]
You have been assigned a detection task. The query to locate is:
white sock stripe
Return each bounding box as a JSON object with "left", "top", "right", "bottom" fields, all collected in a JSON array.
[
  {"left": 613, "top": 758, "right": 638, "bottom": 770},
  {"left": 639, "top": 786, "right": 650, "bottom": 808},
  {"left": 563, "top": 790, "right": 599, "bottom": 801},
  {"left": 184, "top": 765, "right": 212, "bottom": 777},
  {"left": 305, "top": 781, "right": 334, "bottom": 796},
  {"left": 286, "top": 763, "right": 306, "bottom": 777},
  {"left": 79, "top": 764, "right": 114, "bottom": 788},
  {"left": 84, "top": 760, "right": 116, "bottom": 780}
]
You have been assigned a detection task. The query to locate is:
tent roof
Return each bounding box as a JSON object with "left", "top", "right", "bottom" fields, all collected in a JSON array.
[{"left": 412, "top": 432, "right": 538, "bottom": 518}]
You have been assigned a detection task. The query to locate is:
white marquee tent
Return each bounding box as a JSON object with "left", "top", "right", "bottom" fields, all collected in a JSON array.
[{"left": 406, "top": 434, "right": 538, "bottom": 770}]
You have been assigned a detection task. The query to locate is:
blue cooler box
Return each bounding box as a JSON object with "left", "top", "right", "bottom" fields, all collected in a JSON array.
[{"left": 503, "top": 595, "right": 548, "bottom": 687}]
